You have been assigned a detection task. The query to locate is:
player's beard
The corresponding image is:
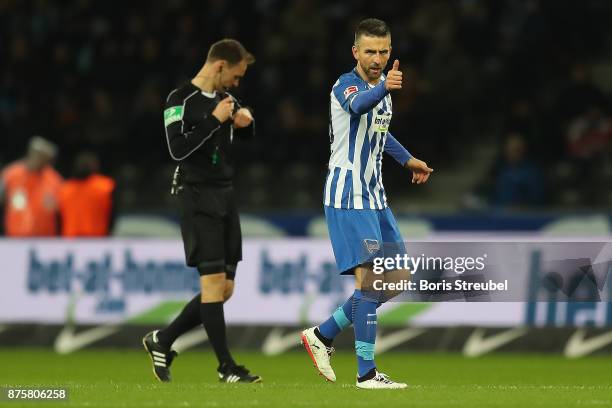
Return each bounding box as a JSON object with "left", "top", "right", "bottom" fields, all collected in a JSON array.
[{"left": 361, "top": 62, "right": 382, "bottom": 81}]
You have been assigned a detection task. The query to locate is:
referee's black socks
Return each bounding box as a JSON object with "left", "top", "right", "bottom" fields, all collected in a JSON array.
[
  {"left": 157, "top": 293, "right": 201, "bottom": 349},
  {"left": 200, "top": 301, "right": 235, "bottom": 367},
  {"left": 155, "top": 296, "right": 235, "bottom": 367}
]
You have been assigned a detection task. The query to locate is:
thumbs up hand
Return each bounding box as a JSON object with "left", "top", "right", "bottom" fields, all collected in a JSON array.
[{"left": 385, "top": 59, "right": 402, "bottom": 91}]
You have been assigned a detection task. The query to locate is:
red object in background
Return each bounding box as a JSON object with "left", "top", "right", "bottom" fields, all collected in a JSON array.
[
  {"left": 59, "top": 174, "right": 115, "bottom": 237},
  {"left": 2, "top": 161, "right": 63, "bottom": 236}
]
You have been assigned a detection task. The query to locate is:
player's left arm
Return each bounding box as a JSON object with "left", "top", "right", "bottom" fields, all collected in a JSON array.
[
  {"left": 384, "top": 132, "right": 412, "bottom": 166},
  {"left": 384, "top": 132, "right": 433, "bottom": 184}
]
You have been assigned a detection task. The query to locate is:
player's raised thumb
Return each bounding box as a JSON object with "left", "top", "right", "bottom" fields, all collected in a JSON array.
[{"left": 392, "top": 59, "right": 399, "bottom": 71}]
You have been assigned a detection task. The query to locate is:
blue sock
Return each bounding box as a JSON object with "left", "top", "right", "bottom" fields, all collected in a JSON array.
[
  {"left": 318, "top": 295, "right": 354, "bottom": 340},
  {"left": 353, "top": 289, "right": 377, "bottom": 377}
]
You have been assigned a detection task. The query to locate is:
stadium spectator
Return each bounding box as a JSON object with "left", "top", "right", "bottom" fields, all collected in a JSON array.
[
  {"left": 0, "top": 136, "right": 63, "bottom": 236},
  {"left": 566, "top": 106, "right": 612, "bottom": 161},
  {"left": 58, "top": 152, "right": 116, "bottom": 237},
  {"left": 503, "top": 99, "right": 542, "bottom": 151},
  {"left": 494, "top": 133, "right": 544, "bottom": 207}
]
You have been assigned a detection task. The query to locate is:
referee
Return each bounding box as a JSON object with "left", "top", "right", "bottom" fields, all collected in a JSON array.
[{"left": 143, "top": 39, "right": 261, "bottom": 383}]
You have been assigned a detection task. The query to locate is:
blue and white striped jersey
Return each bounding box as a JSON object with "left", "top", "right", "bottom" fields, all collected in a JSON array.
[{"left": 324, "top": 69, "right": 393, "bottom": 210}]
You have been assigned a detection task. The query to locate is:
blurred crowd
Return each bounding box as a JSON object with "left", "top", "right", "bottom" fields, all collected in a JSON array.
[
  {"left": 0, "top": 136, "right": 115, "bottom": 237},
  {"left": 1, "top": 0, "right": 611, "bottom": 212}
]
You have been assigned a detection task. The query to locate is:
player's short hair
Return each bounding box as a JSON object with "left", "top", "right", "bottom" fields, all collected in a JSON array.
[
  {"left": 354, "top": 18, "right": 391, "bottom": 45},
  {"left": 207, "top": 39, "right": 255, "bottom": 66}
]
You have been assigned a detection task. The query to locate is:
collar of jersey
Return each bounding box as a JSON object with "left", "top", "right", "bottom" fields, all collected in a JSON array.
[
  {"left": 352, "top": 68, "right": 385, "bottom": 89},
  {"left": 201, "top": 90, "right": 217, "bottom": 98}
]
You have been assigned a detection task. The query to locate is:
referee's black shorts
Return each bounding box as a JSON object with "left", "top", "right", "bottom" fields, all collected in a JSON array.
[{"left": 177, "top": 184, "right": 242, "bottom": 279}]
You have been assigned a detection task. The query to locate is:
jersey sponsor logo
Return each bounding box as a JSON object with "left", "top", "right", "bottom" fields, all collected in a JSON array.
[
  {"left": 164, "top": 106, "right": 184, "bottom": 127},
  {"left": 343, "top": 85, "right": 358, "bottom": 99},
  {"left": 373, "top": 112, "right": 391, "bottom": 133}
]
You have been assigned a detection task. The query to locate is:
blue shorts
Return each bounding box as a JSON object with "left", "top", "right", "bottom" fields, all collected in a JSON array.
[{"left": 324, "top": 206, "right": 405, "bottom": 275}]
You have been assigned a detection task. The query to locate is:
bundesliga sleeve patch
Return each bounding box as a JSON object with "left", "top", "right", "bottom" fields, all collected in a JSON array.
[
  {"left": 164, "top": 106, "right": 183, "bottom": 127},
  {"left": 343, "top": 85, "right": 358, "bottom": 99}
]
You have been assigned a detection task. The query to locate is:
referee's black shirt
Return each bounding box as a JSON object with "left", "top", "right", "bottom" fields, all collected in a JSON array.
[{"left": 164, "top": 83, "right": 248, "bottom": 187}]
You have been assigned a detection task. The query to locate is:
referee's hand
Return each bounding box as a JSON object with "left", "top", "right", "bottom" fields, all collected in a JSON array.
[
  {"left": 385, "top": 59, "right": 402, "bottom": 91},
  {"left": 233, "top": 108, "right": 253, "bottom": 128},
  {"left": 212, "top": 96, "right": 235, "bottom": 123}
]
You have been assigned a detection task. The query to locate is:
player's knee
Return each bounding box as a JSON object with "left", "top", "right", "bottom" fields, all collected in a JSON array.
[
  {"left": 379, "top": 268, "right": 411, "bottom": 302},
  {"left": 355, "top": 263, "right": 376, "bottom": 291},
  {"left": 200, "top": 272, "right": 226, "bottom": 302}
]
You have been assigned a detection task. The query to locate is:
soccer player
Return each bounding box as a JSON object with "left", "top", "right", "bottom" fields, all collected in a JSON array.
[
  {"left": 142, "top": 39, "right": 261, "bottom": 383},
  {"left": 301, "top": 18, "right": 433, "bottom": 389}
]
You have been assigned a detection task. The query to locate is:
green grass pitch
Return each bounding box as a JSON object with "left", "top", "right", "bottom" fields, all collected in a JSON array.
[{"left": 1, "top": 349, "right": 611, "bottom": 407}]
